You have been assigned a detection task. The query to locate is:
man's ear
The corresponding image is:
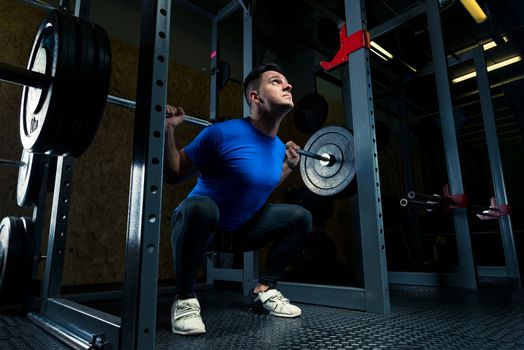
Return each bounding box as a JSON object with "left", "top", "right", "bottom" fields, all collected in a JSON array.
[{"left": 249, "top": 90, "right": 260, "bottom": 105}]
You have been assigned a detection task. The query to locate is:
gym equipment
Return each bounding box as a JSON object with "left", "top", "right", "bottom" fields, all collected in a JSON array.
[
  {"left": 400, "top": 186, "right": 511, "bottom": 220},
  {"left": 106, "top": 95, "right": 212, "bottom": 128},
  {"left": 0, "top": 10, "right": 209, "bottom": 157},
  {"left": 0, "top": 216, "right": 35, "bottom": 303},
  {"left": 17, "top": 149, "right": 46, "bottom": 207},
  {"left": 0, "top": 150, "right": 53, "bottom": 208},
  {"left": 19, "top": 10, "right": 111, "bottom": 157},
  {"left": 300, "top": 125, "right": 356, "bottom": 197},
  {"left": 0, "top": 10, "right": 360, "bottom": 202}
]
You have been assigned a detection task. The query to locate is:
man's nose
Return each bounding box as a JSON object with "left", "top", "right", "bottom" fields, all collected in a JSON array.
[{"left": 284, "top": 82, "right": 292, "bottom": 92}]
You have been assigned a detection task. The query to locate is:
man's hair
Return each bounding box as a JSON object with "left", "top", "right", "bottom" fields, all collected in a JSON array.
[{"left": 243, "top": 63, "right": 283, "bottom": 106}]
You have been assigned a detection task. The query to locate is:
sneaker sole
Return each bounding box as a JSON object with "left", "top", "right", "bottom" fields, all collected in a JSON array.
[
  {"left": 269, "top": 310, "right": 302, "bottom": 318},
  {"left": 171, "top": 327, "right": 206, "bottom": 335}
]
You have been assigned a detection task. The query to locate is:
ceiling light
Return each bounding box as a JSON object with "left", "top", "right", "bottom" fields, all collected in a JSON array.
[
  {"left": 459, "top": 0, "right": 488, "bottom": 24},
  {"left": 370, "top": 47, "right": 390, "bottom": 61},
  {"left": 482, "top": 36, "right": 509, "bottom": 51},
  {"left": 402, "top": 61, "right": 418, "bottom": 73},
  {"left": 370, "top": 41, "right": 394, "bottom": 59},
  {"left": 452, "top": 55, "right": 522, "bottom": 83}
]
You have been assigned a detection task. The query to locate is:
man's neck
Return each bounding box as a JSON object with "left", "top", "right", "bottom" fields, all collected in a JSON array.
[{"left": 249, "top": 109, "right": 287, "bottom": 137}]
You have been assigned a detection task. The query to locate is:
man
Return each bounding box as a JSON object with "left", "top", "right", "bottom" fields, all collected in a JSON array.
[{"left": 164, "top": 63, "right": 312, "bottom": 335}]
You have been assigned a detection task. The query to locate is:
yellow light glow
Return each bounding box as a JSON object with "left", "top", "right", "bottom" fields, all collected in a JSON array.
[
  {"left": 482, "top": 36, "right": 509, "bottom": 51},
  {"left": 452, "top": 55, "right": 522, "bottom": 83},
  {"left": 370, "top": 47, "right": 389, "bottom": 61},
  {"left": 459, "top": 0, "right": 488, "bottom": 24},
  {"left": 370, "top": 41, "right": 394, "bottom": 59},
  {"left": 482, "top": 41, "right": 497, "bottom": 51},
  {"left": 404, "top": 61, "right": 418, "bottom": 73}
]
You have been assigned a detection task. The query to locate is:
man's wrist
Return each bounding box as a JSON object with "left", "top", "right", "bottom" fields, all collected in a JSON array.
[{"left": 285, "top": 159, "right": 297, "bottom": 171}]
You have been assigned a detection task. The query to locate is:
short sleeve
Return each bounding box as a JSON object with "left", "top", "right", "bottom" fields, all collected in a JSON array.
[{"left": 183, "top": 125, "right": 223, "bottom": 167}]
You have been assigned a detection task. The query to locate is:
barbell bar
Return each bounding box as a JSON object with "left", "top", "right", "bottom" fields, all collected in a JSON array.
[
  {"left": 2, "top": 141, "right": 335, "bottom": 170},
  {"left": 1, "top": 61, "right": 335, "bottom": 163},
  {"left": 0, "top": 60, "right": 338, "bottom": 161},
  {"left": 0, "top": 159, "right": 26, "bottom": 168},
  {"left": 296, "top": 149, "right": 331, "bottom": 163},
  {"left": 105, "top": 95, "right": 212, "bottom": 128}
]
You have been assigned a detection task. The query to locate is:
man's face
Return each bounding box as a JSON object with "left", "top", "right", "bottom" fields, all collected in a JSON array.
[{"left": 254, "top": 70, "right": 294, "bottom": 110}]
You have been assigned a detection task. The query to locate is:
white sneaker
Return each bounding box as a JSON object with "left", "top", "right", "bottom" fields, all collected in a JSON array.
[
  {"left": 254, "top": 289, "right": 302, "bottom": 318},
  {"left": 171, "top": 298, "right": 206, "bottom": 335}
]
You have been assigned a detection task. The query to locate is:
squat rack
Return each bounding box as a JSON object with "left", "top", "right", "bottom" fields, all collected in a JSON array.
[{"left": 20, "top": 0, "right": 521, "bottom": 349}]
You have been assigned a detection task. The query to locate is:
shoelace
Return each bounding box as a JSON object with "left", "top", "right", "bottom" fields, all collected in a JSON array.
[
  {"left": 268, "top": 292, "right": 290, "bottom": 304},
  {"left": 174, "top": 302, "right": 200, "bottom": 319}
]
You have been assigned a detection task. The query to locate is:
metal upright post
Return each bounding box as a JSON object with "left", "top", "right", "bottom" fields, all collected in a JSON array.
[
  {"left": 209, "top": 17, "right": 219, "bottom": 121},
  {"left": 30, "top": 156, "right": 51, "bottom": 280},
  {"left": 397, "top": 83, "right": 422, "bottom": 265},
  {"left": 473, "top": 47, "right": 521, "bottom": 283},
  {"left": 426, "top": 0, "right": 477, "bottom": 289},
  {"left": 74, "top": 0, "right": 90, "bottom": 19},
  {"left": 241, "top": 1, "right": 257, "bottom": 296},
  {"left": 345, "top": 0, "right": 390, "bottom": 313},
  {"left": 341, "top": 65, "right": 363, "bottom": 286},
  {"left": 205, "top": 0, "right": 256, "bottom": 296},
  {"left": 120, "top": 0, "right": 171, "bottom": 348},
  {"left": 39, "top": 156, "right": 75, "bottom": 310}
]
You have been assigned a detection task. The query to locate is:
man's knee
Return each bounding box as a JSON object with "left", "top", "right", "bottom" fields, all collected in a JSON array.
[{"left": 291, "top": 205, "right": 313, "bottom": 234}]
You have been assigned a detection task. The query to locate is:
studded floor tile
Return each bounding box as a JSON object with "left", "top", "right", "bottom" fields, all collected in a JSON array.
[{"left": 1, "top": 280, "right": 522, "bottom": 349}]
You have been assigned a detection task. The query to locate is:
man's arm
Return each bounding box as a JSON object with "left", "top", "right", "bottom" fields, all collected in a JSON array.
[
  {"left": 279, "top": 141, "right": 300, "bottom": 185},
  {"left": 164, "top": 105, "right": 200, "bottom": 184}
]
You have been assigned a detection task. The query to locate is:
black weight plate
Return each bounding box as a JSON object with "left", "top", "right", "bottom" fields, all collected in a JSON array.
[
  {"left": 19, "top": 217, "right": 36, "bottom": 281},
  {"left": 51, "top": 14, "right": 94, "bottom": 156},
  {"left": 300, "top": 125, "right": 356, "bottom": 197},
  {"left": 294, "top": 93, "right": 328, "bottom": 134},
  {"left": 218, "top": 60, "right": 230, "bottom": 89},
  {"left": 17, "top": 149, "right": 46, "bottom": 207},
  {"left": 20, "top": 10, "right": 79, "bottom": 154},
  {"left": 0, "top": 217, "right": 28, "bottom": 303},
  {"left": 66, "top": 19, "right": 111, "bottom": 157},
  {"left": 48, "top": 12, "right": 87, "bottom": 156}
]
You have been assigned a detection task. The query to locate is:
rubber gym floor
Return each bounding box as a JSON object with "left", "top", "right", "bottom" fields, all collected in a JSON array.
[{"left": 0, "top": 278, "right": 522, "bottom": 349}]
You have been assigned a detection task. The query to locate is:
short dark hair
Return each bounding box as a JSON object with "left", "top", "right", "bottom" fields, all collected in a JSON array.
[{"left": 243, "top": 63, "right": 283, "bottom": 105}]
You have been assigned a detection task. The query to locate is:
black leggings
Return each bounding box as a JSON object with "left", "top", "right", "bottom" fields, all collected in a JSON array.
[{"left": 171, "top": 196, "right": 312, "bottom": 299}]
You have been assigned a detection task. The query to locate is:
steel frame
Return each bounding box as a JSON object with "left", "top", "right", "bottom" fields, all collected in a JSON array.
[{"left": 27, "top": 0, "right": 172, "bottom": 349}]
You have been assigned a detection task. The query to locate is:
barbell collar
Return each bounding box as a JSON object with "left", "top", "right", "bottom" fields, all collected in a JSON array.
[
  {"left": 0, "top": 159, "right": 25, "bottom": 168},
  {"left": 105, "top": 94, "right": 212, "bottom": 128},
  {"left": 297, "top": 149, "right": 331, "bottom": 163},
  {"left": 0, "top": 62, "right": 48, "bottom": 89}
]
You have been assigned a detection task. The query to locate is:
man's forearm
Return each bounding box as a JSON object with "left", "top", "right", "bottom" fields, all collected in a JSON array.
[
  {"left": 164, "top": 127, "right": 180, "bottom": 183},
  {"left": 279, "top": 162, "right": 295, "bottom": 185}
]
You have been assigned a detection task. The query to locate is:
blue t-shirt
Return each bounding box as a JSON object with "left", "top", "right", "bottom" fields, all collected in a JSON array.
[{"left": 183, "top": 117, "right": 285, "bottom": 231}]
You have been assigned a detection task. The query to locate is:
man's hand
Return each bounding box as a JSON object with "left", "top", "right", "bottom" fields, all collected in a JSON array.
[
  {"left": 165, "top": 105, "right": 185, "bottom": 129},
  {"left": 285, "top": 141, "right": 301, "bottom": 170}
]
